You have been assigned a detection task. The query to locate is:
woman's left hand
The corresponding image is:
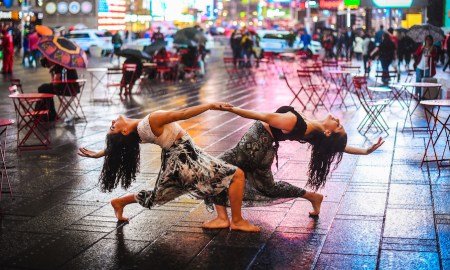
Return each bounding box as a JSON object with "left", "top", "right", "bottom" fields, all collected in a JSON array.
[{"left": 366, "top": 137, "right": 384, "bottom": 154}]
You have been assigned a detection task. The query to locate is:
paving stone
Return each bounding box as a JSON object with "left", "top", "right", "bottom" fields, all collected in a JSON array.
[
  {"left": 379, "top": 250, "right": 440, "bottom": 270},
  {"left": 250, "top": 232, "right": 324, "bottom": 270},
  {"left": 0, "top": 231, "right": 51, "bottom": 263},
  {"left": 104, "top": 210, "right": 187, "bottom": 242},
  {"left": 315, "top": 254, "right": 377, "bottom": 270},
  {"left": 321, "top": 182, "right": 348, "bottom": 202},
  {"left": 6, "top": 230, "right": 107, "bottom": 269},
  {"left": 337, "top": 191, "right": 387, "bottom": 216},
  {"left": 134, "top": 231, "right": 214, "bottom": 270},
  {"left": 390, "top": 164, "right": 428, "bottom": 182},
  {"left": 15, "top": 204, "right": 100, "bottom": 234},
  {"left": 187, "top": 245, "right": 260, "bottom": 270},
  {"left": 444, "top": 259, "right": 450, "bottom": 270},
  {"left": 433, "top": 186, "right": 450, "bottom": 215},
  {"left": 438, "top": 224, "right": 450, "bottom": 260},
  {"left": 351, "top": 165, "right": 391, "bottom": 184},
  {"left": 63, "top": 238, "right": 149, "bottom": 270},
  {"left": 280, "top": 201, "right": 339, "bottom": 232},
  {"left": 321, "top": 219, "right": 382, "bottom": 255},
  {"left": 8, "top": 190, "right": 80, "bottom": 217},
  {"left": 382, "top": 237, "right": 437, "bottom": 252},
  {"left": 384, "top": 209, "right": 435, "bottom": 239},
  {"left": 388, "top": 184, "right": 432, "bottom": 207}
]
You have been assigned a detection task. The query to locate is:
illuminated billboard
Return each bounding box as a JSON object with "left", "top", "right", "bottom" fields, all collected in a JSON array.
[
  {"left": 320, "top": 0, "right": 342, "bottom": 9},
  {"left": 372, "top": 0, "right": 413, "bottom": 8}
]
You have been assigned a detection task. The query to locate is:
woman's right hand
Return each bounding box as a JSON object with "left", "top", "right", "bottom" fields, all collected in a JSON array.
[{"left": 78, "top": 148, "right": 104, "bottom": 158}]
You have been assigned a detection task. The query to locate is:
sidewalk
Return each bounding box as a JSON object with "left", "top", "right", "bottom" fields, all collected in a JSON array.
[{"left": 0, "top": 51, "right": 449, "bottom": 270}]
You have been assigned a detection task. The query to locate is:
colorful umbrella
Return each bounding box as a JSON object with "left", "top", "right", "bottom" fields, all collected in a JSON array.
[
  {"left": 35, "top": 25, "right": 53, "bottom": 36},
  {"left": 407, "top": 24, "right": 445, "bottom": 43},
  {"left": 37, "top": 36, "right": 88, "bottom": 70}
]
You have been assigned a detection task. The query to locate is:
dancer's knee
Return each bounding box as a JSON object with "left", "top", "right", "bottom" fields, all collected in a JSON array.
[{"left": 233, "top": 168, "right": 244, "bottom": 183}]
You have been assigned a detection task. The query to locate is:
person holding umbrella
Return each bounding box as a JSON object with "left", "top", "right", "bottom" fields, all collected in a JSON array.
[
  {"left": 414, "top": 35, "right": 438, "bottom": 96},
  {"left": 35, "top": 36, "right": 87, "bottom": 121}
]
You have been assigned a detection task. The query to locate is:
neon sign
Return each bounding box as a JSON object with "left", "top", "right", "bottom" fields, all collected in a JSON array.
[{"left": 372, "top": 0, "right": 413, "bottom": 8}]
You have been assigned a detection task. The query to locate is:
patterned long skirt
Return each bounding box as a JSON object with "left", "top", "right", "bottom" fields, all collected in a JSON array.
[
  {"left": 136, "top": 134, "right": 237, "bottom": 209},
  {"left": 209, "top": 121, "right": 306, "bottom": 207}
]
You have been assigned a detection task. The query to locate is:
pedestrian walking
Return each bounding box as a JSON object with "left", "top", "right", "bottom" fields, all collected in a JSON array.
[
  {"left": 111, "top": 31, "right": 122, "bottom": 65},
  {"left": 1, "top": 29, "right": 14, "bottom": 74},
  {"left": 230, "top": 29, "right": 243, "bottom": 67},
  {"left": 397, "top": 32, "right": 415, "bottom": 71},
  {"left": 443, "top": 32, "right": 450, "bottom": 72},
  {"left": 371, "top": 33, "right": 396, "bottom": 85}
]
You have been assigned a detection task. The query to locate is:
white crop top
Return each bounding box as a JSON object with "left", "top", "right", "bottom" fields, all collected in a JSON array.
[{"left": 137, "top": 113, "right": 184, "bottom": 149}]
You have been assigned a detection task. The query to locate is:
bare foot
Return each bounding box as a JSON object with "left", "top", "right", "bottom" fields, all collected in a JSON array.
[
  {"left": 230, "top": 219, "right": 260, "bottom": 232},
  {"left": 111, "top": 198, "right": 129, "bottom": 221},
  {"left": 202, "top": 217, "right": 230, "bottom": 229},
  {"left": 309, "top": 193, "right": 323, "bottom": 216}
]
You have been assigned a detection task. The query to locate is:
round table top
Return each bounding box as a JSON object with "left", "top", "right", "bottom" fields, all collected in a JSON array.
[
  {"left": 402, "top": 82, "right": 442, "bottom": 87},
  {"left": 368, "top": 87, "right": 393, "bottom": 92},
  {"left": 420, "top": 99, "right": 450, "bottom": 107},
  {"left": 0, "top": 119, "right": 14, "bottom": 126},
  {"left": 9, "top": 93, "right": 55, "bottom": 99},
  {"left": 143, "top": 63, "right": 157, "bottom": 67}
]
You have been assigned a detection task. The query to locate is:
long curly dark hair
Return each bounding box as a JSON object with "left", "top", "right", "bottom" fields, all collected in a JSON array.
[
  {"left": 99, "top": 132, "right": 141, "bottom": 192},
  {"left": 305, "top": 131, "right": 347, "bottom": 191}
]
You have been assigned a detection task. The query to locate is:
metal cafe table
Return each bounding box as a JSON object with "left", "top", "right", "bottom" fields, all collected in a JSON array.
[{"left": 420, "top": 99, "right": 450, "bottom": 174}]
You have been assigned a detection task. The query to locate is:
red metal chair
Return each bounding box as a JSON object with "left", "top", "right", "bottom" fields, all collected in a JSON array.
[
  {"left": 0, "top": 118, "right": 14, "bottom": 200},
  {"left": 9, "top": 91, "right": 52, "bottom": 151},
  {"left": 52, "top": 79, "right": 87, "bottom": 121}
]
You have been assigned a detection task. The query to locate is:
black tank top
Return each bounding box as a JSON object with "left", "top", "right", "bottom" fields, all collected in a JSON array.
[
  {"left": 269, "top": 106, "right": 307, "bottom": 142},
  {"left": 269, "top": 106, "right": 308, "bottom": 168}
]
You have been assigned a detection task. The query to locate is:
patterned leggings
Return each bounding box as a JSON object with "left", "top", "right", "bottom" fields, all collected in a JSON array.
[{"left": 209, "top": 121, "right": 306, "bottom": 208}]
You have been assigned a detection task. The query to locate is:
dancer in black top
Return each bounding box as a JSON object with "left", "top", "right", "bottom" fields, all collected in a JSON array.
[{"left": 202, "top": 106, "right": 383, "bottom": 229}]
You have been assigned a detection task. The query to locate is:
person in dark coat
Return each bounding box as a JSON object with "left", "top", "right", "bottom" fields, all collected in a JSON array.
[
  {"left": 371, "top": 33, "right": 396, "bottom": 85},
  {"left": 230, "top": 29, "right": 243, "bottom": 66},
  {"left": 121, "top": 56, "right": 143, "bottom": 96},
  {"left": 397, "top": 32, "right": 415, "bottom": 71}
]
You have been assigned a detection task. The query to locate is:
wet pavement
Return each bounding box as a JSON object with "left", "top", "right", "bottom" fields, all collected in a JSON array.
[{"left": 0, "top": 46, "right": 449, "bottom": 270}]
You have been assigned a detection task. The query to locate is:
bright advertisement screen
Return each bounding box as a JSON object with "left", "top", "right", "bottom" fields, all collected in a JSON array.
[
  {"left": 372, "top": 0, "right": 413, "bottom": 8},
  {"left": 151, "top": 0, "right": 213, "bottom": 21}
]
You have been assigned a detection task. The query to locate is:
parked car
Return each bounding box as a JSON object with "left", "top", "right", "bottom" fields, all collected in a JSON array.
[
  {"left": 257, "top": 30, "right": 322, "bottom": 54},
  {"left": 65, "top": 29, "right": 113, "bottom": 55}
]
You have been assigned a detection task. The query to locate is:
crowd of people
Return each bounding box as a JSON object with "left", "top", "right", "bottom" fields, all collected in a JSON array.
[{"left": 316, "top": 25, "right": 450, "bottom": 85}]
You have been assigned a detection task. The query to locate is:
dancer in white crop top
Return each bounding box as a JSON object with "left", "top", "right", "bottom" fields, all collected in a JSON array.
[{"left": 78, "top": 102, "right": 260, "bottom": 232}]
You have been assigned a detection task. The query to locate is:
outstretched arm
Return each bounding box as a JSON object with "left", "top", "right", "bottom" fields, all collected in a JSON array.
[
  {"left": 149, "top": 102, "right": 232, "bottom": 135},
  {"left": 78, "top": 148, "right": 106, "bottom": 158},
  {"left": 225, "top": 107, "right": 297, "bottom": 131},
  {"left": 344, "top": 137, "right": 384, "bottom": 155}
]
